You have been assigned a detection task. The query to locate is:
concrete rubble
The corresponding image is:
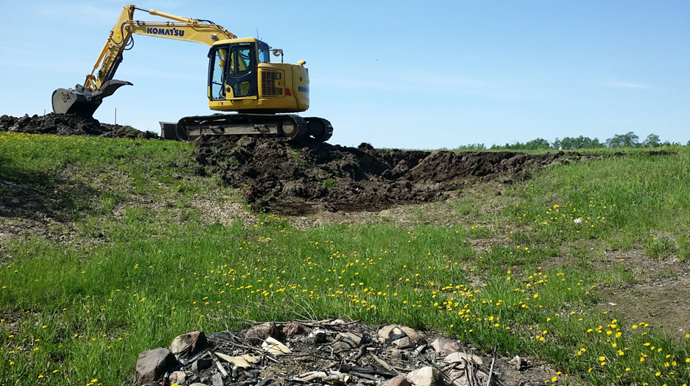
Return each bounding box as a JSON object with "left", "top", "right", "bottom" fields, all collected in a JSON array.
[{"left": 135, "top": 319, "right": 550, "bottom": 386}]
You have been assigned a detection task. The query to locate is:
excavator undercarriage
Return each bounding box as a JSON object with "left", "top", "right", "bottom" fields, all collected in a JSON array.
[{"left": 176, "top": 114, "right": 333, "bottom": 142}]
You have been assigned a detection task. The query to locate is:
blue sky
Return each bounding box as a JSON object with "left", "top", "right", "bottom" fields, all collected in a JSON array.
[{"left": 1, "top": 1, "right": 688, "bottom": 148}]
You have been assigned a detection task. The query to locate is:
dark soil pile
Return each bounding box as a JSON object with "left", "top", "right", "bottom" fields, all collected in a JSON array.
[
  {"left": 196, "top": 136, "right": 585, "bottom": 215},
  {"left": 0, "top": 113, "right": 158, "bottom": 139}
]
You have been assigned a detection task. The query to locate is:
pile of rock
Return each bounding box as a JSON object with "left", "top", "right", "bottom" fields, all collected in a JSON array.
[{"left": 134, "top": 320, "right": 511, "bottom": 386}]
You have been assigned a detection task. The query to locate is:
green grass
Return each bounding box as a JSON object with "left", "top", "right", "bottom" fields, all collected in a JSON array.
[
  {"left": 1, "top": 132, "right": 690, "bottom": 385},
  {"left": 506, "top": 148, "right": 690, "bottom": 257}
]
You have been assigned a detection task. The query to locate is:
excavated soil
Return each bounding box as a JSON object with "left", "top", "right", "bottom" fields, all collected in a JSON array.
[
  {"left": 2, "top": 113, "right": 591, "bottom": 215},
  {"left": 196, "top": 136, "right": 589, "bottom": 215},
  {"left": 0, "top": 113, "right": 158, "bottom": 139}
]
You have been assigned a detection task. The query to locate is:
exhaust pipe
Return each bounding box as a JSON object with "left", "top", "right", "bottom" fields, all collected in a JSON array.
[{"left": 52, "top": 79, "right": 133, "bottom": 117}]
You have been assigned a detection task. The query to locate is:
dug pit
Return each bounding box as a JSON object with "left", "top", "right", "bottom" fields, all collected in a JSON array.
[{"left": 195, "top": 136, "right": 590, "bottom": 215}]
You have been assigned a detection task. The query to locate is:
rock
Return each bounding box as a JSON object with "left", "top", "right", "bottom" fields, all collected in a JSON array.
[
  {"left": 448, "top": 370, "right": 468, "bottom": 386},
  {"left": 246, "top": 322, "right": 278, "bottom": 344},
  {"left": 192, "top": 357, "right": 212, "bottom": 372},
  {"left": 406, "top": 367, "right": 445, "bottom": 386},
  {"left": 169, "top": 371, "right": 186, "bottom": 384},
  {"left": 386, "top": 375, "right": 412, "bottom": 386},
  {"left": 170, "top": 330, "right": 208, "bottom": 355},
  {"left": 135, "top": 348, "right": 177, "bottom": 386},
  {"left": 388, "top": 327, "right": 407, "bottom": 341},
  {"left": 214, "top": 352, "right": 260, "bottom": 368},
  {"left": 211, "top": 372, "right": 224, "bottom": 386},
  {"left": 509, "top": 355, "right": 528, "bottom": 370},
  {"left": 392, "top": 337, "right": 412, "bottom": 349},
  {"left": 447, "top": 369, "right": 488, "bottom": 386},
  {"left": 430, "top": 338, "right": 460, "bottom": 354},
  {"left": 378, "top": 325, "right": 407, "bottom": 343},
  {"left": 444, "top": 352, "right": 483, "bottom": 366},
  {"left": 338, "top": 332, "right": 362, "bottom": 347},
  {"left": 333, "top": 341, "right": 352, "bottom": 353},
  {"left": 400, "top": 327, "right": 425, "bottom": 344},
  {"left": 284, "top": 322, "right": 307, "bottom": 337}
]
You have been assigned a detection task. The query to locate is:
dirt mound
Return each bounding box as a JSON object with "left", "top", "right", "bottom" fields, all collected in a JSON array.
[
  {"left": 196, "top": 136, "right": 583, "bottom": 215},
  {"left": 0, "top": 113, "right": 157, "bottom": 139}
]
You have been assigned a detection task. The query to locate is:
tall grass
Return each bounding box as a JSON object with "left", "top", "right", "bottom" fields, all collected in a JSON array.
[{"left": 506, "top": 147, "right": 690, "bottom": 258}]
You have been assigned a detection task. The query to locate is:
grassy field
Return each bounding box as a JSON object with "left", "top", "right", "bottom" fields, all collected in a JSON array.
[{"left": 1, "top": 131, "right": 690, "bottom": 385}]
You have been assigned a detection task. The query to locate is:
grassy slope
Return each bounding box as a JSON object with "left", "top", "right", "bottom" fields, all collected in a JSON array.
[{"left": 1, "top": 131, "right": 689, "bottom": 385}]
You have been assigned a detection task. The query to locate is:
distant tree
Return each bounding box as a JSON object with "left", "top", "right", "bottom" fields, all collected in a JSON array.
[
  {"left": 642, "top": 133, "right": 661, "bottom": 148},
  {"left": 490, "top": 143, "right": 511, "bottom": 150},
  {"left": 553, "top": 136, "right": 604, "bottom": 150},
  {"left": 490, "top": 138, "right": 555, "bottom": 151},
  {"left": 453, "top": 143, "right": 486, "bottom": 151},
  {"left": 606, "top": 132, "right": 640, "bottom": 148},
  {"left": 523, "top": 138, "right": 552, "bottom": 150}
]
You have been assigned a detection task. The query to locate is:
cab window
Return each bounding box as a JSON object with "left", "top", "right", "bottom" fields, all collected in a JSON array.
[
  {"left": 258, "top": 44, "right": 270, "bottom": 63},
  {"left": 209, "top": 48, "right": 227, "bottom": 100},
  {"left": 229, "top": 45, "right": 253, "bottom": 77}
]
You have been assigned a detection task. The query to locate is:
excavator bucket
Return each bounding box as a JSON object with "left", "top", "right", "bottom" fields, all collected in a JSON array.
[
  {"left": 52, "top": 88, "right": 101, "bottom": 116},
  {"left": 52, "top": 80, "right": 132, "bottom": 117}
]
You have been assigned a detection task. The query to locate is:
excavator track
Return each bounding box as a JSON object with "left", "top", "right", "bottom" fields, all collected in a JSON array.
[
  {"left": 304, "top": 117, "right": 333, "bottom": 142},
  {"left": 177, "top": 114, "right": 306, "bottom": 141},
  {"left": 176, "top": 114, "right": 332, "bottom": 142}
]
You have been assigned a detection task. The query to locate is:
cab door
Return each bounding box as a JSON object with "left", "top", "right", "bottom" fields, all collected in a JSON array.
[{"left": 226, "top": 43, "right": 257, "bottom": 99}]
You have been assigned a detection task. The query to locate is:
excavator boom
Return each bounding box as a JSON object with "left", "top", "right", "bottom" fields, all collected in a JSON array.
[{"left": 53, "top": 4, "right": 235, "bottom": 117}]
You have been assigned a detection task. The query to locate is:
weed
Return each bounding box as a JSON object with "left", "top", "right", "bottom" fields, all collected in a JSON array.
[{"left": 288, "top": 147, "right": 305, "bottom": 166}]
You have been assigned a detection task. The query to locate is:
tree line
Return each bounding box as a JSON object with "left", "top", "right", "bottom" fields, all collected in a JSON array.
[{"left": 452, "top": 132, "right": 685, "bottom": 151}]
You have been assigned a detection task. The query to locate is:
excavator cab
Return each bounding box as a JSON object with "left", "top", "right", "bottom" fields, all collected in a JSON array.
[
  {"left": 206, "top": 38, "right": 310, "bottom": 113},
  {"left": 209, "top": 41, "right": 261, "bottom": 100}
]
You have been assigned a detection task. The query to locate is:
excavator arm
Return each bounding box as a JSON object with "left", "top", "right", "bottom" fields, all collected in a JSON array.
[{"left": 52, "top": 4, "right": 236, "bottom": 117}]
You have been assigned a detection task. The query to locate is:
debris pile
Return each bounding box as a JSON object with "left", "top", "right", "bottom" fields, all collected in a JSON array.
[
  {"left": 196, "top": 136, "right": 584, "bottom": 214},
  {"left": 0, "top": 113, "right": 157, "bottom": 139},
  {"left": 136, "top": 320, "right": 550, "bottom": 386}
]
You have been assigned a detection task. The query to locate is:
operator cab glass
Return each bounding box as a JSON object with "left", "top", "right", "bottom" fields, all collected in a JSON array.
[
  {"left": 257, "top": 41, "right": 270, "bottom": 63},
  {"left": 210, "top": 48, "right": 227, "bottom": 100},
  {"left": 208, "top": 40, "right": 267, "bottom": 100}
]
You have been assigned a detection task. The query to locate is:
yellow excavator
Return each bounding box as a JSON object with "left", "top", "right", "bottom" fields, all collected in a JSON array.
[{"left": 52, "top": 4, "right": 332, "bottom": 141}]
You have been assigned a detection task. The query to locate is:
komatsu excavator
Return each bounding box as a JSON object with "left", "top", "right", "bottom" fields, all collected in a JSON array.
[{"left": 52, "top": 4, "right": 332, "bottom": 142}]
